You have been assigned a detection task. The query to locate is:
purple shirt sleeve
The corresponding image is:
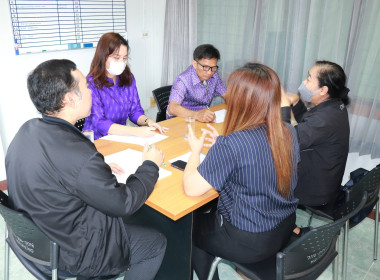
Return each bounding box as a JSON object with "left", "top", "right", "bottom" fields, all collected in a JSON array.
[
  {"left": 169, "top": 76, "right": 187, "bottom": 104},
  {"left": 84, "top": 76, "right": 145, "bottom": 140},
  {"left": 127, "top": 78, "right": 145, "bottom": 124},
  {"left": 213, "top": 72, "right": 227, "bottom": 97},
  {"left": 86, "top": 81, "right": 115, "bottom": 138}
]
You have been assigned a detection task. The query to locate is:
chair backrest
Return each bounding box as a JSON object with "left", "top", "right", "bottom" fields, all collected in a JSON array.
[
  {"left": 0, "top": 190, "right": 52, "bottom": 266},
  {"left": 152, "top": 85, "right": 172, "bottom": 122},
  {"left": 357, "top": 164, "right": 380, "bottom": 208},
  {"left": 74, "top": 118, "right": 86, "bottom": 131},
  {"left": 277, "top": 191, "right": 367, "bottom": 279}
]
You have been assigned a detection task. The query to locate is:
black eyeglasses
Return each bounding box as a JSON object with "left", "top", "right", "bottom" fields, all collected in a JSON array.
[{"left": 197, "top": 61, "right": 219, "bottom": 72}]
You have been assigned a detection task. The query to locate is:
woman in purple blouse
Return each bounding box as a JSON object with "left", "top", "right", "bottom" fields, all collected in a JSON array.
[{"left": 84, "top": 32, "right": 168, "bottom": 140}]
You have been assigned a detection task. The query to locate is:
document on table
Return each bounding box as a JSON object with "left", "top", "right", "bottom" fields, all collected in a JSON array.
[
  {"left": 169, "top": 152, "right": 206, "bottom": 164},
  {"left": 104, "top": 149, "right": 172, "bottom": 183},
  {"left": 214, "top": 109, "right": 227, "bottom": 123},
  {"left": 101, "top": 133, "right": 168, "bottom": 146}
]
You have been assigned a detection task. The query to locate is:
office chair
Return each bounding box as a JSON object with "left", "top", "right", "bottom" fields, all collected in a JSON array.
[
  {"left": 0, "top": 190, "right": 59, "bottom": 280},
  {"left": 207, "top": 191, "right": 367, "bottom": 280},
  {"left": 303, "top": 164, "right": 380, "bottom": 280},
  {"left": 347, "top": 164, "right": 380, "bottom": 261},
  {"left": 0, "top": 190, "right": 122, "bottom": 280},
  {"left": 74, "top": 118, "right": 86, "bottom": 131},
  {"left": 152, "top": 85, "right": 172, "bottom": 122}
]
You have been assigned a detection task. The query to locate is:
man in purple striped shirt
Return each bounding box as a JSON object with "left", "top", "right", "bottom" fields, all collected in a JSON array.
[{"left": 166, "top": 44, "right": 226, "bottom": 122}]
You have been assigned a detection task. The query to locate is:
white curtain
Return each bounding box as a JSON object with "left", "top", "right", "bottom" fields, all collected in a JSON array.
[
  {"left": 0, "top": 135, "right": 5, "bottom": 181},
  {"left": 161, "top": 0, "right": 197, "bottom": 85},
  {"left": 344, "top": 0, "right": 380, "bottom": 158},
  {"left": 196, "top": 0, "right": 380, "bottom": 159}
]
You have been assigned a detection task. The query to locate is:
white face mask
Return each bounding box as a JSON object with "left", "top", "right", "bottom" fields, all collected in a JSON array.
[{"left": 106, "top": 59, "right": 127, "bottom": 76}]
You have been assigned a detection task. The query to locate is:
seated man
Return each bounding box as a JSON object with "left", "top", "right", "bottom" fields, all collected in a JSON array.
[
  {"left": 5, "top": 59, "right": 166, "bottom": 280},
  {"left": 166, "top": 44, "right": 226, "bottom": 122}
]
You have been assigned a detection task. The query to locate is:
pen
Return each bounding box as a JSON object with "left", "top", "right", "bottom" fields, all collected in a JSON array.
[
  {"left": 207, "top": 106, "right": 211, "bottom": 111},
  {"left": 148, "top": 145, "right": 166, "bottom": 166}
]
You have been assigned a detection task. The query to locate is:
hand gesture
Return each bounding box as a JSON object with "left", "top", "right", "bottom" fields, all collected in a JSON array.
[
  {"left": 187, "top": 124, "right": 206, "bottom": 155},
  {"left": 202, "top": 124, "right": 219, "bottom": 148},
  {"left": 143, "top": 143, "right": 164, "bottom": 167}
]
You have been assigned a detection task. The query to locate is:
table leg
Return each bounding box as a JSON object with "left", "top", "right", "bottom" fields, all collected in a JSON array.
[{"left": 123, "top": 205, "right": 193, "bottom": 280}]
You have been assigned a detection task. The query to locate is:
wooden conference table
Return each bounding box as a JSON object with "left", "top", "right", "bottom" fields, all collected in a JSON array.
[{"left": 95, "top": 104, "right": 226, "bottom": 280}]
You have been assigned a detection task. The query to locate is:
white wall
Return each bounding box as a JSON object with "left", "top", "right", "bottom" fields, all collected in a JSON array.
[
  {"left": 0, "top": 0, "right": 166, "bottom": 180},
  {"left": 343, "top": 153, "right": 379, "bottom": 184}
]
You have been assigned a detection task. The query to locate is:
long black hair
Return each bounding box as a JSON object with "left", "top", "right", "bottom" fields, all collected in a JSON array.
[{"left": 315, "top": 60, "right": 350, "bottom": 105}]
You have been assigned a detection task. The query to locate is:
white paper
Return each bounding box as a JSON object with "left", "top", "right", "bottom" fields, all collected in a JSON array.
[
  {"left": 214, "top": 109, "right": 227, "bottom": 123},
  {"left": 169, "top": 152, "right": 206, "bottom": 164},
  {"left": 101, "top": 133, "right": 168, "bottom": 146},
  {"left": 104, "top": 149, "right": 171, "bottom": 183}
]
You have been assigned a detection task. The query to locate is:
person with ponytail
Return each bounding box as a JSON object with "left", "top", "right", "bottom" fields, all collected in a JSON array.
[
  {"left": 282, "top": 60, "right": 350, "bottom": 207},
  {"left": 183, "top": 63, "right": 300, "bottom": 280}
]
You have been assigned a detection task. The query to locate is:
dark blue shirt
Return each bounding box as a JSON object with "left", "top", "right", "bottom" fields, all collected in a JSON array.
[{"left": 198, "top": 124, "right": 300, "bottom": 233}]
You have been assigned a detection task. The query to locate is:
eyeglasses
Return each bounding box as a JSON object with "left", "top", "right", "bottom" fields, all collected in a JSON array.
[{"left": 197, "top": 61, "right": 219, "bottom": 72}]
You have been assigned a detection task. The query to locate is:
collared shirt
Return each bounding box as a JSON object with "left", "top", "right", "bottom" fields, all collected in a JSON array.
[
  {"left": 166, "top": 65, "right": 226, "bottom": 118},
  {"left": 84, "top": 75, "right": 145, "bottom": 140},
  {"left": 198, "top": 124, "right": 300, "bottom": 233}
]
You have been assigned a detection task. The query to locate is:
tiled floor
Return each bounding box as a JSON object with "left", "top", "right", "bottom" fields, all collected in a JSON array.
[{"left": 0, "top": 208, "right": 379, "bottom": 279}]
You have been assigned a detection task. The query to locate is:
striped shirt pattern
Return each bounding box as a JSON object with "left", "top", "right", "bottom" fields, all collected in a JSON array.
[
  {"left": 84, "top": 75, "right": 145, "bottom": 140},
  {"left": 166, "top": 65, "right": 226, "bottom": 118},
  {"left": 198, "top": 124, "right": 300, "bottom": 233}
]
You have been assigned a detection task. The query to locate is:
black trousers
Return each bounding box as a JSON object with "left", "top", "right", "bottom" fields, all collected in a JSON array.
[
  {"left": 36, "top": 223, "right": 167, "bottom": 280},
  {"left": 192, "top": 211, "right": 296, "bottom": 280}
]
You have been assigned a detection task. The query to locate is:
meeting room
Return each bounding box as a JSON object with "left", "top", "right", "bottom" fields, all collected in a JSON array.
[{"left": 0, "top": 0, "right": 379, "bottom": 280}]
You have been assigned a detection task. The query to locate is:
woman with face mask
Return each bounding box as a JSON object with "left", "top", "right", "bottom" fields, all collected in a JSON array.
[
  {"left": 281, "top": 60, "right": 350, "bottom": 207},
  {"left": 84, "top": 32, "right": 168, "bottom": 140}
]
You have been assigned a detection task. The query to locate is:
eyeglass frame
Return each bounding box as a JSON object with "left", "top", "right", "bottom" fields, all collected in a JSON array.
[{"left": 196, "top": 61, "right": 219, "bottom": 72}]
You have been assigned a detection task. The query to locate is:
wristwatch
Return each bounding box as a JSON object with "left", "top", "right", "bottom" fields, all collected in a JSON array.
[{"left": 144, "top": 118, "right": 149, "bottom": 126}]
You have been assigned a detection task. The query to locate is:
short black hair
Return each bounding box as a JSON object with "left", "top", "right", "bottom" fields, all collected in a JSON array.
[
  {"left": 27, "top": 59, "right": 78, "bottom": 115},
  {"left": 193, "top": 44, "right": 220, "bottom": 61},
  {"left": 315, "top": 60, "right": 350, "bottom": 105}
]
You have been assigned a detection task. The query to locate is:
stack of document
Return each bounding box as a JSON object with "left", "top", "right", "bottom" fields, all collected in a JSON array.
[
  {"left": 214, "top": 109, "right": 226, "bottom": 123},
  {"left": 101, "top": 133, "right": 168, "bottom": 145},
  {"left": 105, "top": 149, "right": 172, "bottom": 183}
]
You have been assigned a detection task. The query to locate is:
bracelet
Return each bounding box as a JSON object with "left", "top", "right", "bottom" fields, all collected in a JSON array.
[{"left": 144, "top": 118, "right": 149, "bottom": 127}]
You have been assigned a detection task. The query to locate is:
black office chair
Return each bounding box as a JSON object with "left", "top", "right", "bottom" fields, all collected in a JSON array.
[
  {"left": 0, "top": 190, "right": 59, "bottom": 280},
  {"left": 303, "top": 164, "right": 380, "bottom": 280},
  {"left": 74, "top": 118, "right": 86, "bottom": 131},
  {"left": 207, "top": 191, "right": 367, "bottom": 280},
  {"left": 347, "top": 164, "right": 380, "bottom": 261},
  {"left": 152, "top": 85, "right": 172, "bottom": 122},
  {"left": 0, "top": 190, "right": 121, "bottom": 280}
]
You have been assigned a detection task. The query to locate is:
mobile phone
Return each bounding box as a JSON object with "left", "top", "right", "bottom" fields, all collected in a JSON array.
[{"left": 171, "top": 160, "right": 187, "bottom": 171}]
